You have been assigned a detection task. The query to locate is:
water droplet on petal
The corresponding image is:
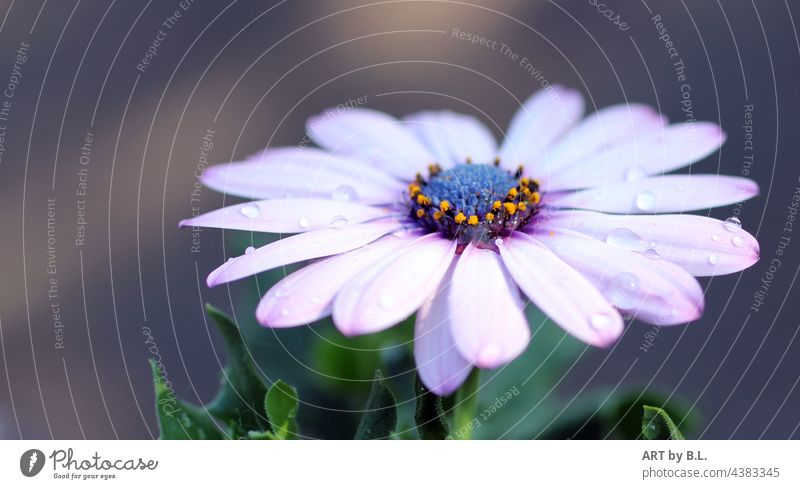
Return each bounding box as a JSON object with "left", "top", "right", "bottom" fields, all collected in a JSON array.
[
  {"left": 245, "top": 246, "right": 255, "bottom": 255},
  {"left": 379, "top": 294, "right": 395, "bottom": 309},
  {"left": 332, "top": 185, "right": 357, "bottom": 202},
  {"left": 330, "top": 215, "right": 349, "bottom": 229},
  {"left": 494, "top": 238, "right": 504, "bottom": 247},
  {"left": 643, "top": 248, "right": 660, "bottom": 260},
  {"left": 298, "top": 216, "right": 311, "bottom": 228},
  {"left": 711, "top": 234, "right": 720, "bottom": 242},
  {"left": 392, "top": 226, "right": 411, "bottom": 238},
  {"left": 724, "top": 216, "right": 742, "bottom": 232},
  {"left": 606, "top": 228, "right": 648, "bottom": 253},
  {"left": 732, "top": 235, "right": 745, "bottom": 247},
  {"left": 708, "top": 254, "right": 719, "bottom": 265},
  {"left": 625, "top": 167, "right": 646, "bottom": 182},
  {"left": 606, "top": 272, "right": 640, "bottom": 309},
  {"left": 240, "top": 204, "right": 261, "bottom": 218},
  {"left": 635, "top": 191, "right": 656, "bottom": 211},
  {"left": 590, "top": 312, "right": 612, "bottom": 329}
]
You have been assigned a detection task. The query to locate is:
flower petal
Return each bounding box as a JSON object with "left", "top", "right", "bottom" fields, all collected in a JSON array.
[
  {"left": 200, "top": 147, "right": 403, "bottom": 204},
  {"left": 448, "top": 244, "right": 530, "bottom": 368},
  {"left": 497, "top": 232, "right": 623, "bottom": 347},
  {"left": 545, "top": 122, "right": 726, "bottom": 191},
  {"left": 180, "top": 198, "right": 391, "bottom": 234},
  {"left": 414, "top": 265, "right": 472, "bottom": 396},
  {"left": 534, "top": 229, "right": 704, "bottom": 325},
  {"left": 403, "top": 110, "right": 497, "bottom": 166},
  {"left": 544, "top": 210, "right": 759, "bottom": 276},
  {"left": 207, "top": 219, "right": 403, "bottom": 287},
  {"left": 333, "top": 233, "right": 456, "bottom": 336},
  {"left": 540, "top": 103, "right": 668, "bottom": 176},
  {"left": 307, "top": 108, "right": 435, "bottom": 180},
  {"left": 498, "top": 85, "right": 584, "bottom": 169},
  {"left": 547, "top": 174, "right": 759, "bottom": 213},
  {"left": 256, "top": 232, "right": 420, "bottom": 327}
]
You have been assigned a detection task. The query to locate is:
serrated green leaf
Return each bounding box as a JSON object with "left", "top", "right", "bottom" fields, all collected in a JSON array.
[
  {"left": 642, "top": 405, "right": 685, "bottom": 440},
  {"left": 265, "top": 380, "right": 299, "bottom": 440},
  {"left": 414, "top": 375, "right": 449, "bottom": 440},
  {"left": 204, "top": 304, "right": 269, "bottom": 436},
  {"left": 150, "top": 359, "right": 225, "bottom": 440},
  {"left": 354, "top": 370, "right": 397, "bottom": 439}
]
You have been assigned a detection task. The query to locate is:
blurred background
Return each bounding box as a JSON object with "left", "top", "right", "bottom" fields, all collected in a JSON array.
[{"left": 0, "top": 0, "right": 798, "bottom": 439}]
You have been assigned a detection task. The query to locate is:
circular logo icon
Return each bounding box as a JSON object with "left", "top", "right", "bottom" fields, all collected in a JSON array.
[{"left": 20, "top": 449, "right": 45, "bottom": 477}]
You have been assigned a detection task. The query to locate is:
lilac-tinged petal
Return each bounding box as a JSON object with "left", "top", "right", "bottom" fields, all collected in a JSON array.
[
  {"left": 414, "top": 265, "right": 472, "bottom": 396},
  {"left": 541, "top": 103, "right": 667, "bottom": 176},
  {"left": 545, "top": 123, "right": 726, "bottom": 191},
  {"left": 179, "top": 198, "right": 391, "bottom": 234},
  {"left": 498, "top": 85, "right": 584, "bottom": 169},
  {"left": 200, "top": 148, "right": 403, "bottom": 204},
  {"left": 498, "top": 232, "right": 623, "bottom": 347},
  {"left": 547, "top": 174, "right": 759, "bottom": 213},
  {"left": 207, "top": 219, "right": 403, "bottom": 287},
  {"left": 449, "top": 244, "right": 530, "bottom": 368},
  {"left": 535, "top": 229, "right": 704, "bottom": 325},
  {"left": 256, "top": 232, "right": 419, "bottom": 327},
  {"left": 545, "top": 210, "right": 759, "bottom": 276},
  {"left": 333, "top": 234, "right": 456, "bottom": 336},
  {"left": 403, "top": 111, "right": 497, "bottom": 166},
  {"left": 307, "top": 108, "right": 435, "bottom": 180}
]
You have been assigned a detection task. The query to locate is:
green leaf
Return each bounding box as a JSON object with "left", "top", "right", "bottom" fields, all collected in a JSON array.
[
  {"left": 265, "top": 380, "right": 300, "bottom": 440},
  {"left": 451, "top": 368, "right": 480, "bottom": 440},
  {"left": 642, "top": 405, "right": 685, "bottom": 440},
  {"left": 354, "top": 370, "right": 398, "bottom": 439},
  {"left": 414, "top": 375, "right": 449, "bottom": 440},
  {"left": 150, "top": 359, "right": 225, "bottom": 439},
  {"left": 204, "top": 304, "right": 269, "bottom": 436}
]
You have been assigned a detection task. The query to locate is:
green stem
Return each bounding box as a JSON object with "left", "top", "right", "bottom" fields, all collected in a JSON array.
[{"left": 452, "top": 368, "right": 480, "bottom": 440}]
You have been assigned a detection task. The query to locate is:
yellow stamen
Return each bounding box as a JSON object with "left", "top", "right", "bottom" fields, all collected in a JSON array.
[
  {"left": 530, "top": 191, "right": 541, "bottom": 205},
  {"left": 439, "top": 200, "right": 451, "bottom": 212},
  {"left": 408, "top": 184, "right": 421, "bottom": 197},
  {"left": 428, "top": 163, "right": 442, "bottom": 175},
  {"left": 532, "top": 178, "right": 540, "bottom": 186},
  {"left": 485, "top": 212, "right": 495, "bottom": 222},
  {"left": 416, "top": 208, "right": 426, "bottom": 218},
  {"left": 433, "top": 211, "right": 443, "bottom": 220},
  {"left": 416, "top": 194, "right": 431, "bottom": 206},
  {"left": 454, "top": 212, "right": 466, "bottom": 224},
  {"left": 492, "top": 200, "right": 502, "bottom": 211},
  {"left": 503, "top": 202, "right": 518, "bottom": 215},
  {"left": 507, "top": 188, "right": 518, "bottom": 200},
  {"left": 519, "top": 177, "right": 530, "bottom": 187},
  {"left": 467, "top": 215, "right": 479, "bottom": 226},
  {"left": 518, "top": 202, "right": 527, "bottom": 212},
  {"left": 493, "top": 157, "right": 501, "bottom": 166}
]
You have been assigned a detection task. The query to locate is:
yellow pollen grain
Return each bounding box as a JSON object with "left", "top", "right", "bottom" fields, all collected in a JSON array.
[
  {"left": 548, "top": 230, "right": 555, "bottom": 237},
  {"left": 518, "top": 202, "right": 527, "bottom": 212},
  {"left": 454, "top": 212, "right": 466, "bottom": 224},
  {"left": 416, "top": 194, "right": 431, "bottom": 206},
  {"left": 492, "top": 200, "right": 502, "bottom": 211},
  {"left": 433, "top": 211, "right": 443, "bottom": 220},
  {"left": 467, "top": 215, "right": 479, "bottom": 226},
  {"left": 408, "top": 184, "right": 421, "bottom": 197},
  {"left": 485, "top": 212, "right": 495, "bottom": 222},
  {"left": 521, "top": 187, "right": 532, "bottom": 197},
  {"left": 503, "top": 202, "right": 518, "bottom": 215},
  {"left": 519, "top": 177, "right": 530, "bottom": 187},
  {"left": 507, "top": 188, "right": 518, "bottom": 199},
  {"left": 416, "top": 208, "right": 426, "bottom": 218},
  {"left": 530, "top": 192, "right": 541, "bottom": 205},
  {"left": 439, "top": 200, "right": 451, "bottom": 212}
]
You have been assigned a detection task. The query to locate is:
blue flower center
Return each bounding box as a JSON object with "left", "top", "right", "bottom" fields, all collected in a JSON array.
[{"left": 408, "top": 162, "right": 541, "bottom": 244}]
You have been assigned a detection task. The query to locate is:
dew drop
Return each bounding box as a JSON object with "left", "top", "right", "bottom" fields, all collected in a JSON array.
[
  {"left": 330, "top": 215, "right": 349, "bottom": 229},
  {"left": 643, "top": 248, "right": 661, "bottom": 260},
  {"left": 606, "top": 228, "right": 648, "bottom": 253},
  {"left": 708, "top": 254, "right": 719, "bottom": 265},
  {"left": 244, "top": 246, "right": 255, "bottom": 255},
  {"left": 240, "top": 204, "right": 260, "bottom": 218},
  {"left": 379, "top": 294, "right": 395, "bottom": 309},
  {"left": 732, "top": 235, "right": 745, "bottom": 248},
  {"left": 606, "top": 272, "right": 640, "bottom": 309},
  {"left": 332, "top": 185, "right": 357, "bottom": 202},
  {"left": 724, "top": 216, "right": 742, "bottom": 232},
  {"left": 711, "top": 234, "right": 720, "bottom": 242},
  {"left": 298, "top": 216, "right": 311, "bottom": 229},
  {"left": 634, "top": 191, "right": 656, "bottom": 211},
  {"left": 392, "top": 226, "right": 411, "bottom": 238},
  {"left": 494, "top": 238, "right": 504, "bottom": 247},
  {"left": 625, "top": 167, "right": 646, "bottom": 182}
]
